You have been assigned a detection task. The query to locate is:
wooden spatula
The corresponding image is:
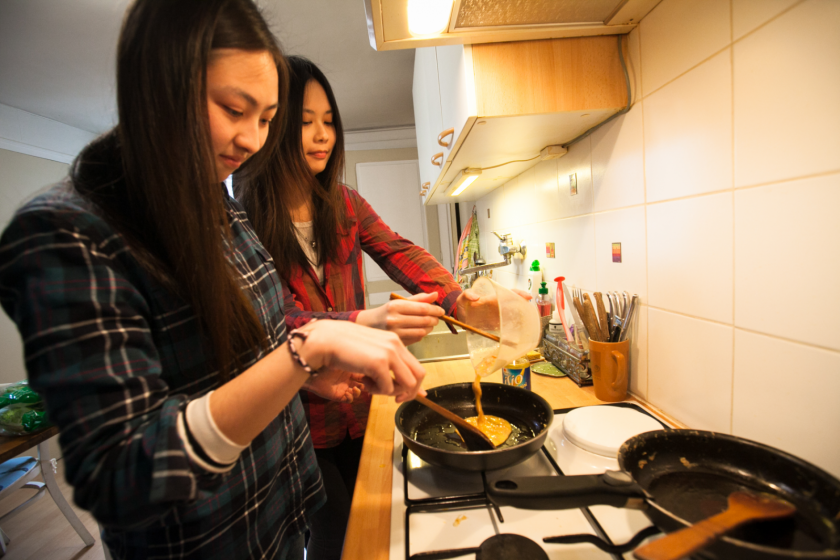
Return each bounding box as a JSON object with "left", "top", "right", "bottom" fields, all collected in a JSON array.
[
  {"left": 414, "top": 395, "right": 495, "bottom": 451},
  {"left": 633, "top": 491, "right": 796, "bottom": 560}
]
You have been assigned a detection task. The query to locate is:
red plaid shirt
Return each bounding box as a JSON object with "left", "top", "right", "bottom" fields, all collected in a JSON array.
[{"left": 282, "top": 185, "right": 461, "bottom": 448}]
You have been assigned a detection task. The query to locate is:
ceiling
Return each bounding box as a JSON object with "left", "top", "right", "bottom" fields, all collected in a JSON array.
[{"left": 0, "top": 0, "right": 416, "bottom": 134}]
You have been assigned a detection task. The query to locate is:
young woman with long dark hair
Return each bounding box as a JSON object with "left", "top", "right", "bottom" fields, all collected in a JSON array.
[
  {"left": 236, "top": 57, "right": 473, "bottom": 560},
  {"left": 0, "top": 3, "right": 425, "bottom": 559}
]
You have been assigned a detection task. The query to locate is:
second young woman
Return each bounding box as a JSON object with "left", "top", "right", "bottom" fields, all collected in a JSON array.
[{"left": 235, "top": 57, "right": 465, "bottom": 559}]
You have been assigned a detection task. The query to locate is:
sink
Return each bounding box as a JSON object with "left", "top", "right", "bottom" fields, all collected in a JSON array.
[{"left": 407, "top": 321, "right": 469, "bottom": 363}]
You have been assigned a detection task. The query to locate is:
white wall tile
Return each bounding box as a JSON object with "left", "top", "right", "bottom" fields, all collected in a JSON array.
[
  {"left": 594, "top": 206, "right": 647, "bottom": 299},
  {"left": 628, "top": 304, "right": 648, "bottom": 400},
  {"left": 734, "top": 173, "right": 840, "bottom": 350},
  {"left": 640, "top": 0, "right": 731, "bottom": 96},
  {"left": 477, "top": 185, "right": 503, "bottom": 235},
  {"left": 556, "top": 137, "right": 594, "bottom": 219},
  {"left": 504, "top": 168, "right": 536, "bottom": 229},
  {"left": 531, "top": 158, "right": 561, "bottom": 224},
  {"left": 529, "top": 216, "right": 597, "bottom": 296},
  {"left": 592, "top": 104, "right": 645, "bottom": 212},
  {"left": 644, "top": 50, "right": 733, "bottom": 202},
  {"left": 733, "top": 330, "right": 840, "bottom": 479},
  {"left": 732, "top": 0, "right": 800, "bottom": 40},
  {"left": 648, "top": 309, "right": 733, "bottom": 432},
  {"left": 647, "top": 193, "right": 733, "bottom": 323},
  {"left": 734, "top": 0, "right": 840, "bottom": 188},
  {"left": 495, "top": 176, "right": 520, "bottom": 231}
]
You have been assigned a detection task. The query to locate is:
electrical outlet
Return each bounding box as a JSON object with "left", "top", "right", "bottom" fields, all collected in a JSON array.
[
  {"left": 569, "top": 173, "right": 578, "bottom": 196},
  {"left": 546, "top": 242, "right": 555, "bottom": 258}
]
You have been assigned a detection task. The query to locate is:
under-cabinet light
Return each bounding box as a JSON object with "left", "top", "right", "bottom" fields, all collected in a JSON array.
[
  {"left": 449, "top": 168, "right": 481, "bottom": 197},
  {"left": 407, "top": 0, "right": 453, "bottom": 37}
]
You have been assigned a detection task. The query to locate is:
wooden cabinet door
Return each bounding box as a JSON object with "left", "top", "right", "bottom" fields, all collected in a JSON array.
[
  {"left": 412, "top": 47, "right": 443, "bottom": 194},
  {"left": 436, "top": 44, "right": 475, "bottom": 162}
]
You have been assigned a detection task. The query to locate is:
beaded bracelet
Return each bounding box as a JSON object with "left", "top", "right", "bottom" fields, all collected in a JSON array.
[{"left": 288, "top": 329, "right": 320, "bottom": 376}]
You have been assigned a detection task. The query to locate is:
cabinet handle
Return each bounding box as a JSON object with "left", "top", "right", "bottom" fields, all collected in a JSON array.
[
  {"left": 431, "top": 152, "right": 444, "bottom": 167},
  {"left": 420, "top": 182, "right": 430, "bottom": 196},
  {"left": 437, "top": 128, "right": 455, "bottom": 148}
]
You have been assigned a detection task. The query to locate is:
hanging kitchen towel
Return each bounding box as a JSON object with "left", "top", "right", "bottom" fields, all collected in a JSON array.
[{"left": 455, "top": 207, "right": 481, "bottom": 287}]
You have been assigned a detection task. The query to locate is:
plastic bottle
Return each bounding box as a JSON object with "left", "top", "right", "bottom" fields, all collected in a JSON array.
[
  {"left": 527, "top": 260, "right": 542, "bottom": 299},
  {"left": 535, "top": 281, "right": 551, "bottom": 317},
  {"left": 502, "top": 356, "right": 531, "bottom": 391}
]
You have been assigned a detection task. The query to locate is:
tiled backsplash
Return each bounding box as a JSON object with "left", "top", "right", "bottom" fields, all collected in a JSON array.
[{"left": 469, "top": 0, "right": 840, "bottom": 478}]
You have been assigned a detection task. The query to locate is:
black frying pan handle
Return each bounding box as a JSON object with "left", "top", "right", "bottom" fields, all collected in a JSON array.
[{"left": 488, "top": 472, "right": 645, "bottom": 510}]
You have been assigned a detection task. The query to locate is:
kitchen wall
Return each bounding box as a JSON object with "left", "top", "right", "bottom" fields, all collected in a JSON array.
[
  {"left": 471, "top": 0, "right": 840, "bottom": 477},
  {"left": 0, "top": 148, "right": 70, "bottom": 386},
  {"left": 0, "top": 148, "right": 71, "bottom": 459},
  {"left": 345, "top": 143, "right": 447, "bottom": 302}
]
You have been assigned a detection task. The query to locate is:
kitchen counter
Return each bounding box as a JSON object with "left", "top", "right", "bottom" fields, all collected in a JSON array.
[{"left": 340, "top": 358, "right": 682, "bottom": 560}]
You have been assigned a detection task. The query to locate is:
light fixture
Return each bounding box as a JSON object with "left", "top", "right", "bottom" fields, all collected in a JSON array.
[
  {"left": 449, "top": 168, "right": 481, "bottom": 196},
  {"left": 407, "top": 0, "right": 453, "bottom": 37}
]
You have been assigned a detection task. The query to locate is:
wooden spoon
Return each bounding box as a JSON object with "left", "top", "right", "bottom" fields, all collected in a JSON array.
[
  {"left": 633, "top": 491, "right": 796, "bottom": 560},
  {"left": 389, "top": 293, "right": 500, "bottom": 343},
  {"left": 414, "top": 395, "right": 495, "bottom": 451}
]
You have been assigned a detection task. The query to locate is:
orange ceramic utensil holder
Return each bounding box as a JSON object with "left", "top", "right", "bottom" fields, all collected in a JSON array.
[{"left": 588, "top": 339, "right": 629, "bottom": 402}]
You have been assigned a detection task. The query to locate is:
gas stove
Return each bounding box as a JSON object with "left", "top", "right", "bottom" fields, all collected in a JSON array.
[{"left": 388, "top": 402, "right": 673, "bottom": 560}]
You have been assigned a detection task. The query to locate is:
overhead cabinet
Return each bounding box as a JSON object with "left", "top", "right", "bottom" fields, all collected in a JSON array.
[{"left": 415, "top": 36, "right": 629, "bottom": 205}]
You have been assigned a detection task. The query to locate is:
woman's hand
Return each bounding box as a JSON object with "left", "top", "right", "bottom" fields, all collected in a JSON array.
[
  {"left": 356, "top": 292, "right": 444, "bottom": 345},
  {"left": 455, "top": 287, "right": 533, "bottom": 331},
  {"left": 303, "top": 370, "right": 365, "bottom": 403},
  {"left": 296, "top": 320, "right": 426, "bottom": 403}
]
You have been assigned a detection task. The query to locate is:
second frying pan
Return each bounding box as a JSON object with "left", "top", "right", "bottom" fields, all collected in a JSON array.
[{"left": 488, "top": 430, "right": 840, "bottom": 559}]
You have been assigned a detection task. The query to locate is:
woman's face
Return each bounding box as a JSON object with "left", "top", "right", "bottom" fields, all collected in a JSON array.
[
  {"left": 301, "top": 79, "right": 336, "bottom": 176},
  {"left": 206, "top": 49, "right": 279, "bottom": 183}
]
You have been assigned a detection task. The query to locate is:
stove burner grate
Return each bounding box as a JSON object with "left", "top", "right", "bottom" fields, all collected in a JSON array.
[{"left": 399, "top": 407, "right": 665, "bottom": 560}]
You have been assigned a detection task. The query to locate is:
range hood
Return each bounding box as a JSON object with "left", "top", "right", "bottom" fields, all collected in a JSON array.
[{"left": 364, "top": 0, "right": 661, "bottom": 51}]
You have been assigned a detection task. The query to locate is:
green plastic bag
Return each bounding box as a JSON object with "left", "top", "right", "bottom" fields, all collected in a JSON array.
[
  {"left": 0, "top": 381, "right": 42, "bottom": 409},
  {"left": 0, "top": 384, "right": 52, "bottom": 435}
]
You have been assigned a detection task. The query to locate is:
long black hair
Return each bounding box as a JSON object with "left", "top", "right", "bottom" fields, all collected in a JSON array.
[
  {"left": 235, "top": 56, "right": 349, "bottom": 280},
  {"left": 72, "top": 0, "right": 287, "bottom": 381}
]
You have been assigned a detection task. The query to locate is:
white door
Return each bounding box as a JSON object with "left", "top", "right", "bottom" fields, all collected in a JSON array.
[{"left": 356, "top": 160, "right": 427, "bottom": 293}]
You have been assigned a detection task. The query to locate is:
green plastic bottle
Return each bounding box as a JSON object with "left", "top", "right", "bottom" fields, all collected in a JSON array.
[{"left": 528, "top": 260, "right": 542, "bottom": 298}]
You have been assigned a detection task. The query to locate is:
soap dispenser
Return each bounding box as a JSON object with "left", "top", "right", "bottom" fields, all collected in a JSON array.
[{"left": 535, "top": 282, "right": 551, "bottom": 317}]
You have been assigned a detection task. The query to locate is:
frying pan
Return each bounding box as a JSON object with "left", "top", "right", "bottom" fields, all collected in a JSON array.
[
  {"left": 395, "top": 383, "right": 553, "bottom": 472},
  {"left": 488, "top": 430, "right": 840, "bottom": 559}
]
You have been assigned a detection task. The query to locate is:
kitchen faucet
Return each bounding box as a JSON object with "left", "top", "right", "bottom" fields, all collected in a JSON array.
[{"left": 458, "top": 232, "right": 527, "bottom": 281}]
